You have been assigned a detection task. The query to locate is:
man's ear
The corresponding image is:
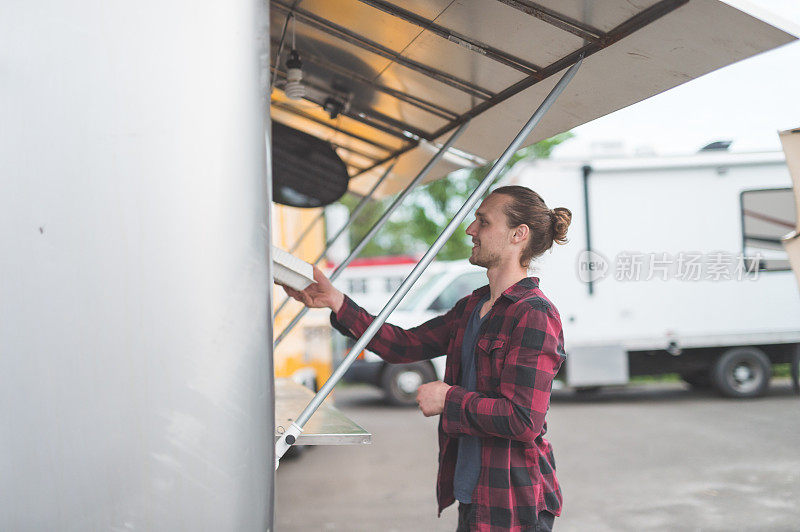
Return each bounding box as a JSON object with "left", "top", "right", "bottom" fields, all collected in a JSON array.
[{"left": 512, "top": 224, "right": 529, "bottom": 243}]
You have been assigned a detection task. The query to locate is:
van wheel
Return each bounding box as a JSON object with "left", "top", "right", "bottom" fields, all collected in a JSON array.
[
  {"left": 381, "top": 363, "right": 436, "bottom": 406},
  {"left": 711, "top": 347, "right": 771, "bottom": 398}
]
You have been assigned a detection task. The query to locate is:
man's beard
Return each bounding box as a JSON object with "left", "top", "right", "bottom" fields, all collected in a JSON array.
[{"left": 469, "top": 246, "right": 500, "bottom": 268}]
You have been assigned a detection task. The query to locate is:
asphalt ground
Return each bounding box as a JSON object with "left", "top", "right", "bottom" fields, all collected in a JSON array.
[{"left": 275, "top": 381, "right": 800, "bottom": 531}]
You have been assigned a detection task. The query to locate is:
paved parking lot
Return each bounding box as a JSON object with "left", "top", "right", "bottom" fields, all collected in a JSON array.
[{"left": 276, "top": 382, "right": 800, "bottom": 531}]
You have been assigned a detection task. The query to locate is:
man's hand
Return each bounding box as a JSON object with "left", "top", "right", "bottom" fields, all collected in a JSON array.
[
  {"left": 281, "top": 266, "right": 345, "bottom": 313},
  {"left": 416, "top": 381, "right": 451, "bottom": 417}
]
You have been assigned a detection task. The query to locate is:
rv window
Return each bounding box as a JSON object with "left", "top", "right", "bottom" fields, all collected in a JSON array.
[
  {"left": 428, "top": 272, "right": 486, "bottom": 312},
  {"left": 384, "top": 276, "right": 404, "bottom": 292},
  {"left": 740, "top": 187, "right": 795, "bottom": 272},
  {"left": 348, "top": 278, "right": 369, "bottom": 294}
]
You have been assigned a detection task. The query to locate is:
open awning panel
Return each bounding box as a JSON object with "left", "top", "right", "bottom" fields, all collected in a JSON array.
[{"left": 270, "top": 0, "right": 796, "bottom": 197}]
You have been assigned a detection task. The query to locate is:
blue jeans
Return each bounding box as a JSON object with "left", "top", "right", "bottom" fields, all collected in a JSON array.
[{"left": 456, "top": 503, "right": 555, "bottom": 531}]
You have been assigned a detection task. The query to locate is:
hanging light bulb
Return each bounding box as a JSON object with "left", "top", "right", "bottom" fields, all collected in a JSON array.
[
  {"left": 284, "top": 49, "right": 305, "bottom": 100},
  {"left": 284, "top": 15, "right": 305, "bottom": 101}
]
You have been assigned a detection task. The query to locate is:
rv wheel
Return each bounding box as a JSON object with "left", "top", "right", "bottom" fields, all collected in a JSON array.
[
  {"left": 711, "top": 347, "right": 771, "bottom": 399},
  {"left": 381, "top": 363, "right": 436, "bottom": 407}
]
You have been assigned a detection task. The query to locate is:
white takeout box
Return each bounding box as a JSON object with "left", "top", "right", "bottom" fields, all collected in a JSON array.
[{"left": 272, "top": 246, "right": 314, "bottom": 291}]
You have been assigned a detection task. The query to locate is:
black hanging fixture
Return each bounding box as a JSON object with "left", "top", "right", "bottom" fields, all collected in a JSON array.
[{"left": 271, "top": 122, "right": 350, "bottom": 208}]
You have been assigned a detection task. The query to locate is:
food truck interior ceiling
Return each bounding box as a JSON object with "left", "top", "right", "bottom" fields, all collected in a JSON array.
[{"left": 269, "top": 0, "right": 795, "bottom": 198}]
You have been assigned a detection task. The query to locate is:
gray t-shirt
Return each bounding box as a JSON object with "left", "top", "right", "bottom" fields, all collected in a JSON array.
[{"left": 453, "top": 296, "right": 489, "bottom": 503}]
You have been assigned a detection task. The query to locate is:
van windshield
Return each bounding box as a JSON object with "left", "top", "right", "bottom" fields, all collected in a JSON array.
[
  {"left": 427, "top": 271, "right": 487, "bottom": 312},
  {"left": 396, "top": 272, "right": 446, "bottom": 311}
]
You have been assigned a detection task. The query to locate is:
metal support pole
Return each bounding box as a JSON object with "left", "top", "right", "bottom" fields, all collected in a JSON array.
[
  {"left": 273, "top": 121, "right": 469, "bottom": 348},
  {"left": 274, "top": 162, "right": 396, "bottom": 318},
  {"left": 275, "top": 57, "right": 583, "bottom": 465}
]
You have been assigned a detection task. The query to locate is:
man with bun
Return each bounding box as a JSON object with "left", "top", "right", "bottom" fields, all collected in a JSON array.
[{"left": 283, "top": 186, "right": 571, "bottom": 531}]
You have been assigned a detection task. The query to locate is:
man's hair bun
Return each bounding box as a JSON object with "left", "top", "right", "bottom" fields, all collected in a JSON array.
[{"left": 551, "top": 207, "right": 572, "bottom": 246}]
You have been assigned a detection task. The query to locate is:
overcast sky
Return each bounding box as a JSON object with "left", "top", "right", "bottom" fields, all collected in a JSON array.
[{"left": 552, "top": 0, "right": 800, "bottom": 159}]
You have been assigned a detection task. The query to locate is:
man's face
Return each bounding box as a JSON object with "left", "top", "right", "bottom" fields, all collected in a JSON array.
[{"left": 465, "top": 193, "right": 517, "bottom": 268}]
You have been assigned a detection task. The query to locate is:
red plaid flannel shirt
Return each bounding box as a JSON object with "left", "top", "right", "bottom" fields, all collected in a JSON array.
[{"left": 330, "top": 276, "right": 566, "bottom": 531}]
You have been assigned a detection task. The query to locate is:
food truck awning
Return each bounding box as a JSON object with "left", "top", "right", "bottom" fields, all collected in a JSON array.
[{"left": 270, "top": 0, "right": 796, "bottom": 197}]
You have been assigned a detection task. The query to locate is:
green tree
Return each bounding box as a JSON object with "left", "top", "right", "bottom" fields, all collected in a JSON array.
[{"left": 340, "top": 132, "right": 573, "bottom": 260}]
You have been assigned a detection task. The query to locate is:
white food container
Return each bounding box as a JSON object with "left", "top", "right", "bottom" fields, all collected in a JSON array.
[{"left": 272, "top": 246, "right": 314, "bottom": 291}]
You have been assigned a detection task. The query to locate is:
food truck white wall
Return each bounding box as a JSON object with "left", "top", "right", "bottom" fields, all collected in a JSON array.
[{"left": 0, "top": 2, "right": 273, "bottom": 529}]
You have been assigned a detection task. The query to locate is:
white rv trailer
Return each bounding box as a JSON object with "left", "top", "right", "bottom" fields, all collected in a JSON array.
[
  {"left": 513, "top": 149, "right": 800, "bottom": 397},
  {"left": 2, "top": 1, "right": 796, "bottom": 529},
  {"left": 345, "top": 150, "right": 800, "bottom": 402}
]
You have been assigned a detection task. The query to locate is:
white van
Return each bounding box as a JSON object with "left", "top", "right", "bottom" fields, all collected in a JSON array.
[{"left": 340, "top": 261, "right": 486, "bottom": 405}]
